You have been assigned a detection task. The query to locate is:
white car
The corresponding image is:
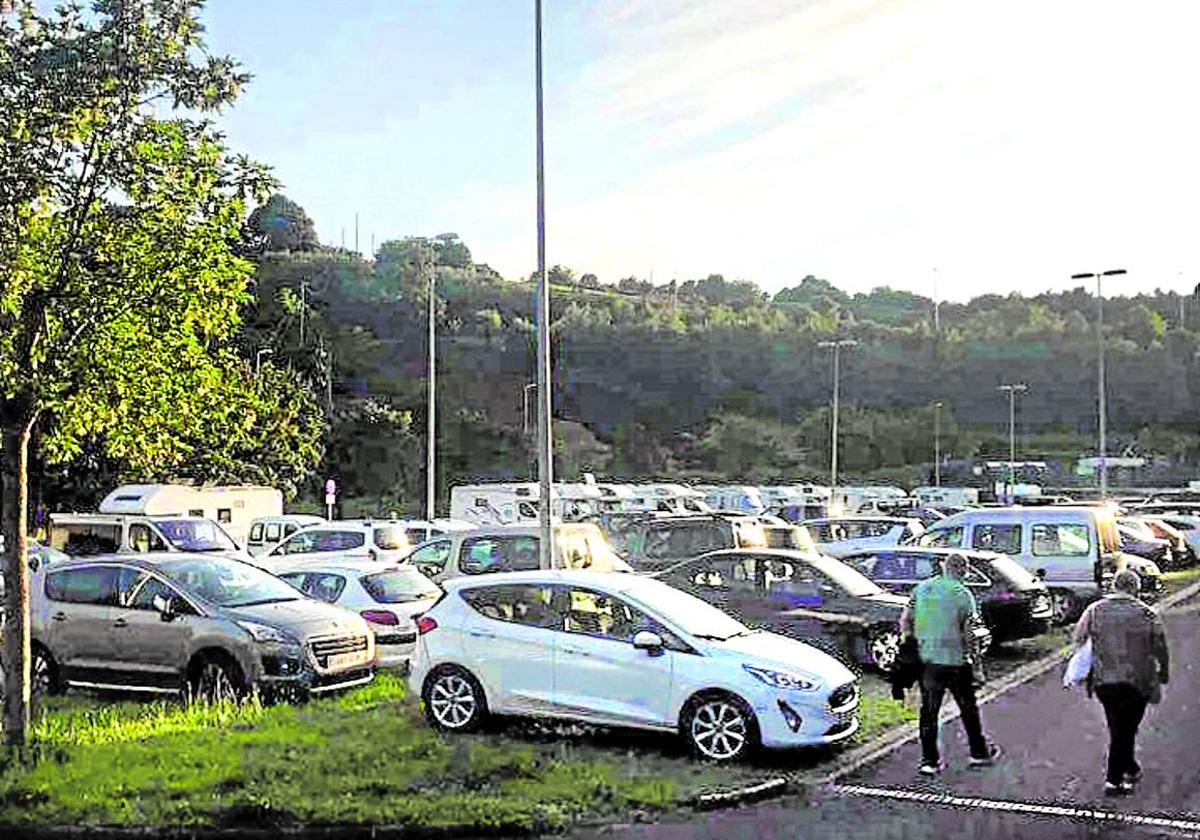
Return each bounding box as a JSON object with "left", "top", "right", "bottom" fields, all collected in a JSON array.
[
  {"left": 277, "top": 561, "right": 441, "bottom": 669},
  {"left": 257, "top": 520, "right": 412, "bottom": 569},
  {"left": 803, "top": 517, "right": 925, "bottom": 559},
  {"left": 409, "top": 569, "right": 860, "bottom": 761}
]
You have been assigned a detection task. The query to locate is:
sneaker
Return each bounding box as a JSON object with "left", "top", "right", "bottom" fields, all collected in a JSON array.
[
  {"left": 918, "top": 759, "right": 946, "bottom": 776},
  {"left": 969, "top": 744, "right": 1003, "bottom": 767},
  {"left": 1104, "top": 781, "right": 1134, "bottom": 797},
  {"left": 1124, "top": 767, "right": 1143, "bottom": 784}
]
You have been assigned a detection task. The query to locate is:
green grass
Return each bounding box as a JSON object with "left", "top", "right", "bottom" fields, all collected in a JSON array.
[
  {"left": 0, "top": 676, "right": 679, "bottom": 833},
  {"left": 1162, "top": 566, "right": 1200, "bottom": 594}
]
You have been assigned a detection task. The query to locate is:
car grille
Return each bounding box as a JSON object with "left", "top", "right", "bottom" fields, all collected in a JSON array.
[
  {"left": 309, "top": 634, "right": 370, "bottom": 671},
  {"left": 376, "top": 631, "right": 417, "bottom": 646},
  {"left": 829, "top": 683, "right": 858, "bottom": 711}
]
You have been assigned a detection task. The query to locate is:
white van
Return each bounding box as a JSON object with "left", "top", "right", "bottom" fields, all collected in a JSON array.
[
  {"left": 98, "top": 484, "right": 283, "bottom": 547},
  {"left": 913, "top": 486, "right": 980, "bottom": 508},
  {"left": 406, "top": 522, "right": 630, "bottom": 585},
  {"left": 700, "top": 485, "right": 766, "bottom": 514},
  {"left": 47, "top": 513, "right": 247, "bottom": 561},
  {"left": 247, "top": 514, "right": 326, "bottom": 557},
  {"left": 920, "top": 506, "right": 1161, "bottom": 623}
]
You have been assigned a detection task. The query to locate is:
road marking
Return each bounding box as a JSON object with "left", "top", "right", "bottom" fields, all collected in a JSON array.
[{"left": 834, "top": 783, "right": 1200, "bottom": 835}]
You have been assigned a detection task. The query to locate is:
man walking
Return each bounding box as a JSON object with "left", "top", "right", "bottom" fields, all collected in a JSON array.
[
  {"left": 1072, "top": 569, "right": 1169, "bottom": 796},
  {"left": 901, "top": 552, "right": 1000, "bottom": 775}
]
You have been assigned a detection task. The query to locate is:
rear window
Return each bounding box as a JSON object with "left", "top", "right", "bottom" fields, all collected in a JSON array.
[
  {"left": 921, "top": 526, "right": 964, "bottom": 548},
  {"left": 45, "top": 566, "right": 120, "bottom": 605},
  {"left": 374, "top": 526, "right": 410, "bottom": 551},
  {"left": 51, "top": 524, "right": 120, "bottom": 556},
  {"left": 642, "top": 522, "right": 730, "bottom": 559},
  {"left": 360, "top": 568, "right": 441, "bottom": 603}
]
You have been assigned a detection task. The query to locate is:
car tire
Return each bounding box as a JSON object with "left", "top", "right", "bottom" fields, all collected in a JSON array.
[
  {"left": 866, "top": 625, "right": 902, "bottom": 674},
  {"left": 682, "top": 692, "right": 759, "bottom": 763},
  {"left": 1050, "top": 589, "right": 1080, "bottom": 626},
  {"left": 186, "top": 652, "right": 246, "bottom": 704},
  {"left": 422, "top": 665, "right": 488, "bottom": 733}
]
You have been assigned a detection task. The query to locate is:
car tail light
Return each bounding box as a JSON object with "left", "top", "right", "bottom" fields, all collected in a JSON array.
[
  {"left": 416, "top": 615, "right": 438, "bottom": 635},
  {"left": 360, "top": 609, "right": 399, "bottom": 626}
]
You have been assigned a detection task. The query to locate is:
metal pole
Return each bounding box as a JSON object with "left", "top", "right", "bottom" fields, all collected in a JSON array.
[
  {"left": 934, "top": 401, "right": 942, "bottom": 487},
  {"left": 426, "top": 248, "right": 437, "bottom": 520},
  {"left": 1096, "top": 274, "right": 1107, "bottom": 499},
  {"left": 534, "top": 0, "right": 555, "bottom": 569},
  {"left": 831, "top": 344, "right": 840, "bottom": 495},
  {"left": 1008, "top": 389, "right": 1016, "bottom": 501}
]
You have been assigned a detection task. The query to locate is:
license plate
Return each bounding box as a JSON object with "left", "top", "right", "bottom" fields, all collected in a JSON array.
[{"left": 326, "top": 651, "right": 367, "bottom": 670}]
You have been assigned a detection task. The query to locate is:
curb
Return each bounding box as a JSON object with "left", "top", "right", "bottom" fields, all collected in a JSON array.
[{"left": 689, "top": 776, "right": 791, "bottom": 810}]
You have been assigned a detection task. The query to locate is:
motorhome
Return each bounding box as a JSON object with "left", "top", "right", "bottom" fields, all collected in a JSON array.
[
  {"left": 97, "top": 484, "right": 282, "bottom": 546},
  {"left": 700, "top": 485, "right": 766, "bottom": 514},
  {"left": 833, "top": 486, "right": 908, "bottom": 515},
  {"left": 913, "top": 486, "right": 980, "bottom": 508}
]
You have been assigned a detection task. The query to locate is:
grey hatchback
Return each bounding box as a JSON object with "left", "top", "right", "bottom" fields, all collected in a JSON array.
[{"left": 24, "top": 554, "right": 376, "bottom": 700}]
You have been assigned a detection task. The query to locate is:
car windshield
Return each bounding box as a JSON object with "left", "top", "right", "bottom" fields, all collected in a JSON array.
[
  {"left": 805, "top": 554, "right": 884, "bottom": 597},
  {"left": 156, "top": 519, "right": 239, "bottom": 552},
  {"left": 360, "top": 567, "right": 441, "bottom": 603},
  {"left": 630, "top": 580, "right": 754, "bottom": 641},
  {"left": 156, "top": 557, "right": 301, "bottom": 607}
]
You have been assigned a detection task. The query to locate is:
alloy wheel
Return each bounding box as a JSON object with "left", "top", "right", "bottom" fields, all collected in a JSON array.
[
  {"left": 31, "top": 649, "right": 54, "bottom": 700},
  {"left": 869, "top": 628, "right": 902, "bottom": 672},
  {"left": 690, "top": 699, "right": 749, "bottom": 761},
  {"left": 429, "top": 673, "right": 478, "bottom": 730},
  {"left": 193, "top": 660, "right": 237, "bottom": 704},
  {"left": 1050, "top": 590, "right": 1076, "bottom": 625}
]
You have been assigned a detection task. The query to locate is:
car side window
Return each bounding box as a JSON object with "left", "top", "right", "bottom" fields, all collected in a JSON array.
[
  {"left": 461, "top": 584, "right": 559, "bottom": 629},
  {"left": 871, "top": 553, "right": 910, "bottom": 579},
  {"left": 279, "top": 532, "right": 316, "bottom": 555},
  {"left": 124, "top": 572, "right": 185, "bottom": 612},
  {"left": 964, "top": 563, "right": 991, "bottom": 586},
  {"left": 460, "top": 536, "right": 540, "bottom": 575},
  {"left": 45, "top": 566, "right": 121, "bottom": 606},
  {"left": 561, "top": 587, "right": 686, "bottom": 650},
  {"left": 249, "top": 523, "right": 265, "bottom": 542},
  {"left": 313, "top": 530, "right": 365, "bottom": 552},
  {"left": 689, "top": 557, "right": 756, "bottom": 592},
  {"left": 912, "top": 556, "right": 938, "bottom": 579},
  {"left": 972, "top": 524, "right": 1021, "bottom": 555},
  {"left": 410, "top": 540, "right": 452, "bottom": 577},
  {"left": 278, "top": 572, "right": 308, "bottom": 591},
  {"left": 129, "top": 524, "right": 167, "bottom": 553},
  {"left": 1032, "top": 524, "right": 1090, "bottom": 557},
  {"left": 302, "top": 573, "right": 346, "bottom": 603},
  {"left": 265, "top": 523, "right": 282, "bottom": 543}
]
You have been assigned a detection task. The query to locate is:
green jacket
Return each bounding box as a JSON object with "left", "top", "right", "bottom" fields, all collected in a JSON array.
[{"left": 902, "top": 574, "right": 979, "bottom": 667}]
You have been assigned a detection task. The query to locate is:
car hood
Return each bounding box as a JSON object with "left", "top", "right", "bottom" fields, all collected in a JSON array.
[
  {"left": 703, "top": 630, "right": 857, "bottom": 687},
  {"left": 1119, "top": 553, "right": 1161, "bottom": 576},
  {"left": 223, "top": 599, "right": 367, "bottom": 640},
  {"left": 862, "top": 591, "right": 908, "bottom": 609}
]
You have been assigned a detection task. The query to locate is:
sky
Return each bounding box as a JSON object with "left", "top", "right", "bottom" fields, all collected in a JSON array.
[{"left": 201, "top": 0, "right": 1200, "bottom": 302}]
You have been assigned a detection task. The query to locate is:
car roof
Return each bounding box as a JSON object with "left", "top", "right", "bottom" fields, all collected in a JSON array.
[
  {"left": 439, "top": 568, "right": 648, "bottom": 595},
  {"left": 803, "top": 516, "right": 914, "bottom": 525},
  {"left": 838, "top": 546, "right": 1008, "bottom": 561},
  {"left": 934, "top": 505, "right": 1100, "bottom": 525},
  {"left": 273, "top": 559, "right": 420, "bottom": 576},
  {"left": 45, "top": 552, "right": 236, "bottom": 572}
]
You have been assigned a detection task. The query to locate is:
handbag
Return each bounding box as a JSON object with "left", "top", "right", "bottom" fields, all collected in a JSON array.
[{"left": 1062, "top": 639, "right": 1093, "bottom": 689}]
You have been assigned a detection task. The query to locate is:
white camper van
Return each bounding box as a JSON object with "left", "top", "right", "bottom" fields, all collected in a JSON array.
[{"left": 98, "top": 484, "right": 283, "bottom": 546}]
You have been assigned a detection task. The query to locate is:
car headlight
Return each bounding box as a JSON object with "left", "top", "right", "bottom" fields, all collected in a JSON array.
[
  {"left": 237, "top": 620, "right": 299, "bottom": 646},
  {"left": 743, "top": 664, "right": 818, "bottom": 691}
]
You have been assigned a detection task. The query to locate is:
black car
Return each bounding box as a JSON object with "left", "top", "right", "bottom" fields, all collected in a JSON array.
[
  {"left": 655, "top": 548, "right": 918, "bottom": 673},
  {"left": 614, "top": 514, "right": 769, "bottom": 573},
  {"left": 841, "top": 547, "right": 1053, "bottom": 643}
]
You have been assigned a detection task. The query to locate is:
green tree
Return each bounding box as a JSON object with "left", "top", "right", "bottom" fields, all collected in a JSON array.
[
  {"left": 246, "top": 193, "right": 320, "bottom": 252},
  {"left": 0, "top": 0, "right": 286, "bottom": 743}
]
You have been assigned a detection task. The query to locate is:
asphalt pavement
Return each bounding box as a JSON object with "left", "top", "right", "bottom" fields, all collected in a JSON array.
[{"left": 572, "top": 600, "right": 1200, "bottom": 840}]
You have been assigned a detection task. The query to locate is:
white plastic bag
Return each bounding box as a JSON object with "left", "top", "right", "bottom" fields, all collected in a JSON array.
[{"left": 1062, "top": 639, "right": 1093, "bottom": 689}]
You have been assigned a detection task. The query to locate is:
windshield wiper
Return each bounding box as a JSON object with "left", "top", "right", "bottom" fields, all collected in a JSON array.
[{"left": 227, "top": 596, "right": 299, "bottom": 608}]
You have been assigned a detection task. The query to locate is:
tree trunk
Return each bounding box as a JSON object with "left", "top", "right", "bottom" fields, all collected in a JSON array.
[{"left": 2, "top": 415, "right": 34, "bottom": 746}]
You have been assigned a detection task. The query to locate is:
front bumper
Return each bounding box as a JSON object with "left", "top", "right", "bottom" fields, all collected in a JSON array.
[{"left": 752, "top": 682, "right": 861, "bottom": 748}]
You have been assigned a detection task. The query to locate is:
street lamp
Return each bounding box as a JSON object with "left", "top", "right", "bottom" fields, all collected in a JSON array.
[
  {"left": 997, "top": 384, "right": 1028, "bottom": 503},
  {"left": 522, "top": 383, "right": 537, "bottom": 436},
  {"left": 533, "top": 0, "right": 555, "bottom": 568},
  {"left": 818, "top": 339, "right": 858, "bottom": 507},
  {"left": 426, "top": 247, "right": 437, "bottom": 521},
  {"left": 933, "top": 400, "right": 944, "bottom": 487},
  {"left": 254, "top": 348, "right": 273, "bottom": 376},
  {"left": 1071, "top": 270, "right": 1125, "bottom": 499}
]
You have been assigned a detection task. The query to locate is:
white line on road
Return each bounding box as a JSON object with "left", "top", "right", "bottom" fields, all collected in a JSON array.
[{"left": 834, "top": 783, "right": 1200, "bottom": 835}]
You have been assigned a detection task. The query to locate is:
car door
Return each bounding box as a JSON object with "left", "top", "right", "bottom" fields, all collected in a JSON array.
[
  {"left": 409, "top": 539, "right": 453, "bottom": 581},
  {"left": 552, "top": 585, "right": 675, "bottom": 728},
  {"left": 40, "top": 564, "right": 124, "bottom": 683},
  {"left": 457, "top": 583, "right": 559, "bottom": 714},
  {"left": 1027, "top": 522, "right": 1092, "bottom": 583},
  {"left": 108, "top": 567, "right": 197, "bottom": 689}
]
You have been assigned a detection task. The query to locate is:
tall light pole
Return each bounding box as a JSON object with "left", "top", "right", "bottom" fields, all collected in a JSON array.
[
  {"left": 997, "top": 384, "right": 1028, "bottom": 503},
  {"left": 933, "top": 400, "right": 943, "bottom": 487},
  {"left": 533, "top": 0, "right": 555, "bottom": 568},
  {"left": 426, "top": 246, "right": 437, "bottom": 521},
  {"left": 819, "top": 339, "right": 857, "bottom": 508},
  {"left": 1071, "top": 269, "right": 1126, "bottom": 499}
]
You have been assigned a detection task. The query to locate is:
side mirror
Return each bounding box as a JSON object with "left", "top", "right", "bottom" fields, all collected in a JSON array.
[
  {"left": 632, "top": 630, "right": 664, "bottom": 656},
  {"left": 1035, "top": 569, "right": 1047, "bottom": 580},
  {"left": 152, "top": 594, "right": 176, "bottom": 622}
]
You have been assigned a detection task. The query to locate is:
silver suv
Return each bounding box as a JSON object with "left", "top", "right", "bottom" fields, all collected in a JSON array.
[{"left": 23, "top": 554, "right": 376, "bottom": 700}]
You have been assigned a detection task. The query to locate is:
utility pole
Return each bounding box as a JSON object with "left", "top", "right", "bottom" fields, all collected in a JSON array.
[
  {"left": 818, "top": 339, "right": 857, "bottom": 510},
  {"left": 997, "top": 384, "right": 1028, "bottom": 503},
  {"left": 934, "top": 400, "right": 943, "bottom": 487},
  {"left": 426, "top": 246, "right": 437, "bottom": 521},
  {"left": 354, "top": 212, "right": 359, "bottom": 255},
  {"left": 533, "top": 0, "right": 555, "bottom": 568},
  {"left": 1072, "top": 269, "right": 1126, "bottom": 498},
  {"left": 298, "top": 278, "right": 307, "bottom": 347},
  {"left": 932, "top": 267, "right": 940, "bottom": 334}
]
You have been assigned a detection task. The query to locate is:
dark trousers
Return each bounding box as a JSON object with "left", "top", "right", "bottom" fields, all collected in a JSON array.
[
  {"left": 1095, "top": 683, "right": 1148, "bottom": 784},
  {"left": 919, "top": 664, "right": 989, "bottom": 764}
]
